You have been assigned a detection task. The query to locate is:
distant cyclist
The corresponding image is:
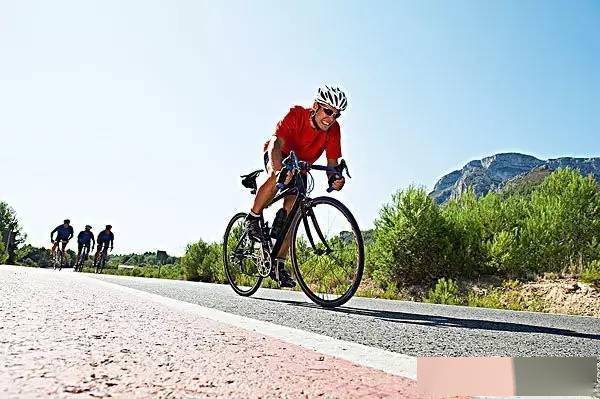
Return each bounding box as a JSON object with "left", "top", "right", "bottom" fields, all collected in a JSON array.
[
  {"left": 76, "top": 225, "right": 95, "bottom": 264},
  {"left": 245, "top": 85, "right": 348, "bottom": 288},
  {"left": 94, "top": 225, "right": 114, "bottom": 264},
  {"left": 50, "top": 219, "right": 74, "bottom": 257}
]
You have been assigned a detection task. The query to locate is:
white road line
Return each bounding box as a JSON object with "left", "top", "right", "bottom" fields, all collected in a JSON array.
[{"left": 86, "top": 274, "right": 418, "bottom": 380}]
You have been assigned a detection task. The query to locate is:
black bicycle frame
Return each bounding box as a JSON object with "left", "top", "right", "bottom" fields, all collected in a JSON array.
[{"left": 264, "top": 172, "right": 333, "bottom": 263}]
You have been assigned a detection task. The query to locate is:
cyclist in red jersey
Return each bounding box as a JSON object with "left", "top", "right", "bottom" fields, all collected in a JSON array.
[{"left": 245, "top": 85, "right": 348, "bottom": 287}]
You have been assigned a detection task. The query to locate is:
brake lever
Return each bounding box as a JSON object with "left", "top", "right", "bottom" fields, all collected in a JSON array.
[
  {"left": 326, "top": 160, "right": 352, "bottom": 193},
  {"left": 339, "top": 159, "right": 351, "bottom": 179}
]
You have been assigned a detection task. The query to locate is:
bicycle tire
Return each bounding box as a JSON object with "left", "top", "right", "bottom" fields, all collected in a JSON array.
[
  {"left": 98, "top": 253, "right": 106, "bottom": 274},
  {"left": 223, "top": 212, "right": 263, "bottom": 296},
  {"left": 290, "top": 196, "right": 364, "bottom": 308}
]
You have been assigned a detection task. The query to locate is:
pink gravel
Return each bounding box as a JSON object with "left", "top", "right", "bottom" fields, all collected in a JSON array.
[{"left": 0, "top": 266, "right": 443, "bottom": 398}]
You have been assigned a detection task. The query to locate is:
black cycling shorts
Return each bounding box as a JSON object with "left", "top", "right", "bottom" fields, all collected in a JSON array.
[
  {"left": 78, "top": 242, "right": 91, "bottom": 251},
  {"left": 97, "top": 242, "right": 110, "bottom": 251}
]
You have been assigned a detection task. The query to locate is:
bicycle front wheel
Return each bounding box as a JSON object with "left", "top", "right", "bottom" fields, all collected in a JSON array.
[
  {"left": 98, "top": 254, "right": 106, "bottom": 274},
  {"left": 223, "top": 212, "right": 263, "bottom": 296},
  {"left": 290, "top": 196, "right": 364, "bottom": 308}
]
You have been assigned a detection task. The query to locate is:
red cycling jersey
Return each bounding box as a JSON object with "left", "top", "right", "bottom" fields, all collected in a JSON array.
[{"left": 263, "top": 106, "right": 342, "bottom": 164}]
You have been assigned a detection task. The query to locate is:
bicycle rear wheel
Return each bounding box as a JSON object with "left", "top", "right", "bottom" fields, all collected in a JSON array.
[
  {"left": 290, "top": 196, "right": 364, "bottom": 308},
  {"left": 223, "top": 212, "right": 263, "bottom": 296},
  {"left": 98, "top": 253, "right": 106, "bottom": 274}
]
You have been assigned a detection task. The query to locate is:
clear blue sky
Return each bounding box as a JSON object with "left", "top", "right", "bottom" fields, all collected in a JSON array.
[{"left": 1, "top": 1, "right": 599, "bottom": 255}]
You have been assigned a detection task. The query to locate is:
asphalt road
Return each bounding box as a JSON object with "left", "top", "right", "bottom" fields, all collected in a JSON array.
[
  {"left": 2, "top": 266, "right": 425, "bottom": 398},
  {"left": 90, "top": 272, "right": 600, "bottom": 357}
]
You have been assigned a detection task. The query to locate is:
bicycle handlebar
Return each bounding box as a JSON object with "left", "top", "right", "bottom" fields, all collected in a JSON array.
[{"left": 276, "top": 151, "right": 351, "bottom": 193}]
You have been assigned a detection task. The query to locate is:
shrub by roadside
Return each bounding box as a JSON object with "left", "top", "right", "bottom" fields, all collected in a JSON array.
[
  {"left": 180, "top": 240, "right": 225, "bottom": 283},
  {"left": 369, "top": 168, "right": 600, "bottom": 292},
  {"left": 582, "top": 260, "right": 600, "bottom": 287}
]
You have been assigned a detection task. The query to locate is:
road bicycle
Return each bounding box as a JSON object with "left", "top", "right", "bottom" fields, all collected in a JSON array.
[
  {"left": 94, "top": 246, "right": 109, "bottom": 274},
  {"left": 224, "top": 151, "right": 364, "bottom": 308},
  {"left": 74, "top": 245, "right": 91, "bottom": 272},
  {"left": 51, "top": 241, "right": 68, "bottom": 271}
]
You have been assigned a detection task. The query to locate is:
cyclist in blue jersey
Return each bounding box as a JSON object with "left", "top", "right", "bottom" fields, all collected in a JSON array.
[
  {"left": 94, "top": 225, "right": 114, "bottom": 265},
  {"left": 50, "top": 219, "right": 74, "bottom": 258},
  {"left": 76, "top": 225, "right": 95, "bottom": 263}
]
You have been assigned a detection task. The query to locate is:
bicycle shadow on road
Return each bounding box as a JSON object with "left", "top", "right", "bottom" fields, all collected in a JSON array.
[{"left": 253, "top": 297, "right": 600, "bottom": 341}]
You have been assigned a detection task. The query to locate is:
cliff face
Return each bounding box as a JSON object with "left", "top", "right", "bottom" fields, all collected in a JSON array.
[{"left": 430, "top": 153, "right": 600, "bottom": 203}]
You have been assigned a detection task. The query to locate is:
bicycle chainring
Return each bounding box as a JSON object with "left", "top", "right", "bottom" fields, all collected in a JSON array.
[{"left": 257, "top": 242, "right": 272, "bottom": 278}]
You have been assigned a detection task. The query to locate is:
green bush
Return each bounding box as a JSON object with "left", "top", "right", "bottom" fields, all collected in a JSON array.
[
  {"left": 16, "top": 244, "right": 52, "bottom": 268},
  {"left": 425, "top": 278, "right": 462, "bottom": 305},
  {"left": 518, "top": 169, "right": 600, "bottom": 274},
  {"left": 180, "top": 240, "right": 225, "bottom": 283},
  {"left": 370, "top": 168, "right": 600, "bottom": 288},
  {"left": 467, "top": 289, "right": 503, "bottom": 309},
  {"left": 371, "top": 187, "right": 454, "bottom": 287},
  {"left": 442, "top": 190, "right": 490, "bottom": 276},
  {"left": 581, "top": 260, "right": 600, "bottom": 286}
]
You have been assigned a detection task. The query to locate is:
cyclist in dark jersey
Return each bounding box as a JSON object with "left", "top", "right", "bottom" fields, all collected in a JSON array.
[
  {"left": 94, "top": 225, "right": 114, "bottom": 265},
  {"left": 76, "top": 225, "right": 95, "bottom": 261},
  {"left": 50, "top": 219, "right": 74, "bottom": 258},
  {"left": 245, "top": 85, "right": 348, "bottom": 288}
]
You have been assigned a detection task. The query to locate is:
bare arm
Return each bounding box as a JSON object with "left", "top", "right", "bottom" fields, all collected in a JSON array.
[{"left": 266, "top": 136, "right": 285, "bottom": 172}]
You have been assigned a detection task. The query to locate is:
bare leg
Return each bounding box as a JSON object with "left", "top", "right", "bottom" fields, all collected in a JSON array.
[
  {"left": 250, "top": 170, "right": 278, "bottom": 215},
  {"left": 276, "top": 195, "right": 297, "bottom": 259},
  {"left": 94, "top": 247, "right": 101, "bottom": 265},
  {"left": 61, "top": 242, "right": 67, "bottom": 262}
]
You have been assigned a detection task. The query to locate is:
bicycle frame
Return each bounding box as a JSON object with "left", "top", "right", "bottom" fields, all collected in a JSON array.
[
  {"left": 232, "top": 151, "right": 349, "bottom": 276},
  {"left": 262, "top": 167, "right": 334, "bottom": 265},
  {"left": 77, "top": 245, "right": 90, "bottom": 268},
  {"left": 53, "top": 241, "right": 67, "bottom": 261},
  {"left": 229, "top": 183, "right": 306, "bottom": 274},
  {"left": 94, "top": 245, "right": 109, "bottom": 273}
]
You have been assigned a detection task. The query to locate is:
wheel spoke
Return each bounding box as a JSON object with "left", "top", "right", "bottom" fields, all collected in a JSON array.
[
  {"left": 292, "top": 198, "right": 364, "bottom": 307},
  {"left": 224, "top": 213, "right": 262, "bottom": 296}
]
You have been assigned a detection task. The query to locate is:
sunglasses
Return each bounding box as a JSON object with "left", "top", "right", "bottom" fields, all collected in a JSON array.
[{"left": 320, "top": 105, "right": 341, "bottom": 118}]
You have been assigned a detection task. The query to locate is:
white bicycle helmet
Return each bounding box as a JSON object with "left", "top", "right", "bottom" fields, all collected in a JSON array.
[{"left": 315, "top": 85, "right": 348, "bottom": 112}]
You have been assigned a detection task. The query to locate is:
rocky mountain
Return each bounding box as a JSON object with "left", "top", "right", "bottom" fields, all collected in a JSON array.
[{"left": 430, "top": 153, "right": 600, "bottom": 204}]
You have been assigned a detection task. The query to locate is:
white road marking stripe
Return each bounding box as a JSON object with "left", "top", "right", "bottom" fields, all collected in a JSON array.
[{"left": 87, "top": 275, "right": 418, "bottom": 380}]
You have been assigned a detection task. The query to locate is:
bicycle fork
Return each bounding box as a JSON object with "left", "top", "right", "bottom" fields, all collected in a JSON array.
[{"left": 301, "top": 203, "right": 334, "bottom": 255}]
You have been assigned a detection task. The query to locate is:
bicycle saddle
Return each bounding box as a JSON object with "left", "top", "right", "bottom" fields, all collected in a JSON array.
[{"left": 241, "top": 170, "right": 263, "bottom": 194}]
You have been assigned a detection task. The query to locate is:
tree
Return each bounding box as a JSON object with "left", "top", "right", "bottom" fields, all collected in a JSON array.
[
  {"left": 0, "top": 201, "right": 26, "bottom": 264},
  {"left": 17, "top": 245, "right": 52, "bottom": 268}
]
